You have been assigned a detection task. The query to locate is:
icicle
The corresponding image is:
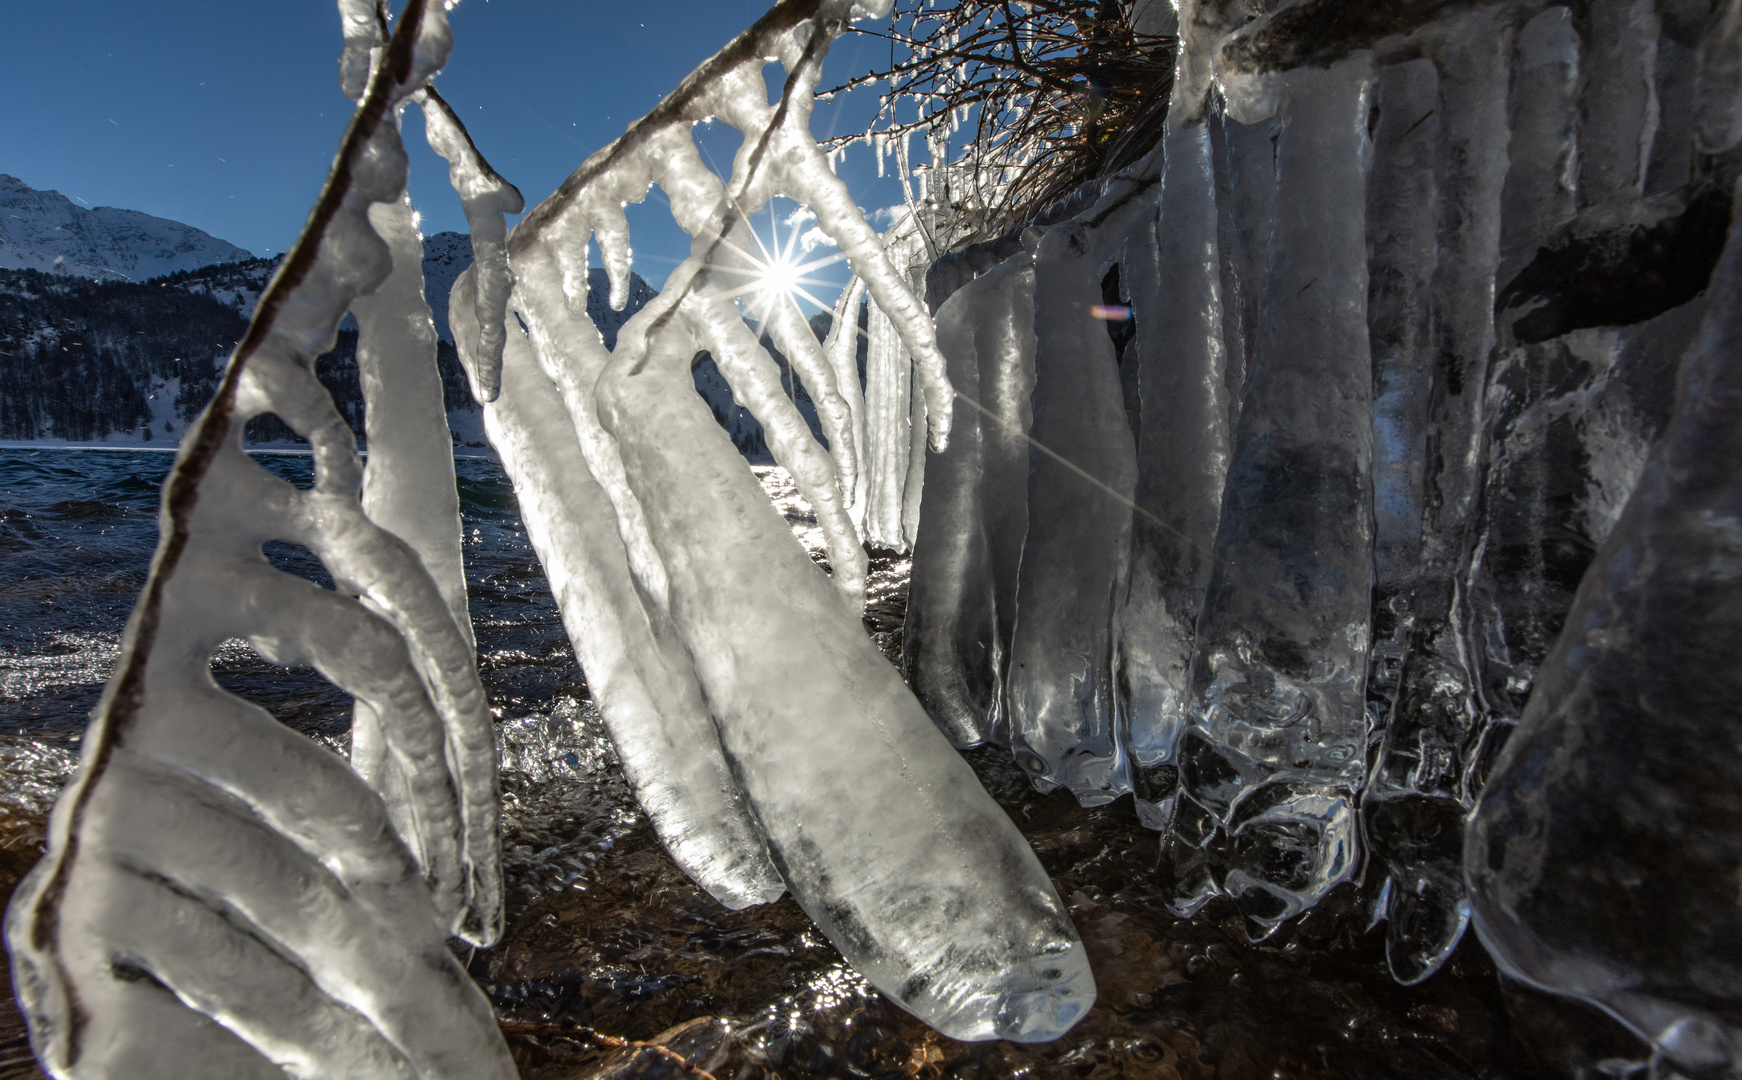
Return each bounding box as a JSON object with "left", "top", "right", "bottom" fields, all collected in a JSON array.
[
  {"left": 1358, "top": 57, "right": 1440, "bottom": 760},
  {"left": 5, "top": 5, "right": 513, "bottom": 1077},
  {"left": 1210, "top": 107, "right": 1276, "bottom": 422},
  {"left": 420, "top": 87, "right": 526, "bottom": 403},
  {"left": 511, "top": 240, "right": 673, "bottom": 613},
  {"left": 1696, "top": 0, "right": 1742, "bottom": 152},
  {"left": 1579, "top": 0, "right": 1663, "bottom": 207},
  {"left": 1006, "top": 222, "right": 1139, "bottom": 803},
  {"left": 902, "top": 356, "right": 928, "bottom": 550},
  {"left": 347, "top": 190, "right": 479, "bottom": 861},
  {"left": 680, "top": 252, "right": 871, "bottom": 603},
  {"left": 863, "top": 293, "right": 913, "bottom": 550},
  {"left": 904, "top": 253, "right": 1036, "bottom": 748},
  {"left": 336, "top": 0, "right": 385, "bottom": 102},
  {"left": 452, "top": 268, "right": 784, "bottom": 910},
  {"left": 482, "top": 0, "right": 1089, "bottom": 1038},
  {"left": 1498, "top": 7, "right": 1580, "bottom": 285},
  {"left": 1179, "top": 58, "right": 1375, "bottom": 934},
  {"left": 1366, "top": 10, "right": 1513, "bottom": 983},
  {"left": 1117, "top": 20, "right": 1236, "bottom": 829},
  {"left": 823, "top": 274, "right": 869, "bottom": 512},
  {"left": 596, "top": 297, "right": 1093, "bottom": 1044},
  {"left": 1467, "top": 172, "right": 1742, "bottom": 1080}
]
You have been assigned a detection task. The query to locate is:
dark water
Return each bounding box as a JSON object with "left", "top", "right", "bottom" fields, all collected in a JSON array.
[{"left": 0, "top": 448, "right": 1632, "bottom": 1080}]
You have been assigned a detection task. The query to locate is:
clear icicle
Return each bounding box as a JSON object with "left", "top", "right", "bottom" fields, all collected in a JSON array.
[
  {"left": 902, "top": 362, "right": 929, "bottom": 549},
  {"left": 823, "top": 274, "right": 869, "bottom": 512},
  {"left": 1178, "top": 59, "right": 1375, "bottom": 934},
  {"left": 1696, "top": 0, "right": 1742, "bottom": 152},
  {"left": 596, "top": 302, "right": 1092, "bottom": 1044},
  {"left": 1006, "top": 222, "right": 1139, "bottom": 803},
  {"left": 1467, "top": 174, "right": 1742, "bottom": 1080},
  {"left": 419, "top": 86, "right": 526, "bottom": 404},
  {"left": 1370, "top": 10, "right": 1514, "bottom": 984},
  {"left": 509, "top": 239, "right": 673, "bottom": 614},
  {"left": 453, "top": 268, "right": 783, "bottom": 910},
  {"left": 347, "top": 190, "right": 478, "bottom": 864},
  {"left": 1357, "top": 54, "right": 1453, "bottom": 986},
  {"left": 1117, "top": 32, "right": 1235, "bottom": 829},
  {"left": 4, "top": 6, "right": 513, "bottom": 1077},
  {"left": 1209, "top": 108, "right": 1277, "bottom": 415},
  {"left": 490, "top": 0, "right": 1088, "bottom": 1041},
  {"left": 864, "top": 293, "right": 914, "bottom": 551},
  {"left": 1579, "top": 0, "right": 1664, "bottom": 207},
  {"left": 1497, "top": 6, "right": 1581, "bottom": 287},
  {"left": 1359, "top": 56, "right": 1438, "bottom": 724},
  {"left": 904, "top": 253, "right": 1036, "bottom": 747}
]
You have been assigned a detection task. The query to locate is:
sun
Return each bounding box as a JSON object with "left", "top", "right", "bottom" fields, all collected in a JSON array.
[
  {"left": 757, "top": 251, "right": 803, "bottom": 300},
  {"left": 703, "top": 201, "right": 849, "bottom": 336}
]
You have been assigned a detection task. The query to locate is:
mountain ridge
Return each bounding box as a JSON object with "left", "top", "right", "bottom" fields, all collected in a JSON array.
[{"left": 0, "top": 174, "right": 254, "bottom": 282}]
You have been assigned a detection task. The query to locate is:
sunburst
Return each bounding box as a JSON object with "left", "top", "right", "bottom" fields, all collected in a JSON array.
[{"left": 703, "top": 201, "right": 849, "bottom": 337}]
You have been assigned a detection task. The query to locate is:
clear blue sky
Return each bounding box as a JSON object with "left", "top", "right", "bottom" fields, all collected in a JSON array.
[{"left": 0, "top": 0, "right": 912, "bottom": 294}]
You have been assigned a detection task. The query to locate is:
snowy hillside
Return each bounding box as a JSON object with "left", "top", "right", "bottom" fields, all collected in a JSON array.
[
  {"left": 0, "top": 175, "right": 254, "bottom": 282},
  {"left": 0, "top": 217, "right": 846, "bottom": 457}
]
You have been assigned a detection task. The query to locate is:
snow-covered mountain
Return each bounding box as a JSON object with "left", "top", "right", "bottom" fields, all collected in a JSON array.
[
  {"left": 0, "top": 211, "right": 843, "bottom": 457},
  {"left": 0, "top": 175, "right": 254, "bottom": 282}
]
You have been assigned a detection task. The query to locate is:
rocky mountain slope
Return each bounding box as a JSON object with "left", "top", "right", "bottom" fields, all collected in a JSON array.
[{"left": 0, "top": 175, "right": 254, "bottom": 282}]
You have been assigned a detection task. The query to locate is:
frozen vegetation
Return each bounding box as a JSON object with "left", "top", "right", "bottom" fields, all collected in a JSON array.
[{"left": 7, "top": 0, "right": 1742, "bottom": 1076}]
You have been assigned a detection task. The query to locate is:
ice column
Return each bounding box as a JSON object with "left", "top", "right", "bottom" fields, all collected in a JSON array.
[
  {"left": 1366, "top": 10, "right": 1514, "bottom": 985},
  {"left": 1117, "top": 1, "right": 1238, "bottom": 828},
  {"left": 452, "top": 271, "right": 784, "bottom": 910},
  {"left": 1006, "top": 222, "right": 1139, "bottom": 802},
  {"left": 1359, "top": 58, "right": 1439, "bottom": 739},
  {"left": 903, "top": 253, "right": 1036, "bottom": 748},
  {"left": 864, "top": 293, "right": 915, "bottom": 550},
  {"left": 1174, "top": 59, "right": 1375, "bottom": 932},
  {"left": 1466, "top": 174, "right": 1742, "bottom": 1080}
]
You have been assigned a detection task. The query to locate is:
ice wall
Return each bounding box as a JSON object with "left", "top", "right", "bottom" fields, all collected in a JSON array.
[{"left": 901, "top": 0, "right": 1742, "bottom": 1045}]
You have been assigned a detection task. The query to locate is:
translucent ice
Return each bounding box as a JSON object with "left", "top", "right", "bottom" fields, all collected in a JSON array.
[
  {"left": 1365, "top": 10, "right": 1513, "bottom": 985},
  {"left": 1006, "top": 221, "right": 1139, "bottom": 802},
  {"left": 903, "top": 252, "right": 1036, "bottom": 748},
  {"left": 1467, "top": 174, "right": 1742, "bottom": 1080},
  {"left": 1179, "top": 59, "right": 1375, "bottom": 932},
  {"left": 5, "top": 5, "right": 512, "bottom": 1076},
  {"left": 1116, "top": 7, "right": 1240, "bottom": 829},
  {"left": 482, "top": 0, "right": 1090, "bottom": 1042},
  {"left": 452, "top": 269, "right": 783, "bottom": 911}
]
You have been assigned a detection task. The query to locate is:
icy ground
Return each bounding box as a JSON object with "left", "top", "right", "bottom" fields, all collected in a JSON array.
[{"left": 0, "top": 450, "right": 1636, "bottom": 1080}]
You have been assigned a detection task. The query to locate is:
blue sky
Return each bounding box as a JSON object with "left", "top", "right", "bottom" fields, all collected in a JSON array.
[{"left": 0, "top": 0, "right": 913, "bottom": 295}]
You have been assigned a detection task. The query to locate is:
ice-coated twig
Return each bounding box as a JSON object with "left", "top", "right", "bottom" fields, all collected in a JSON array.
[
  {"left": 419, "top": 85, "right": 526, "bottom": 403},
  {"left": 452, "top": 268, "right": 784, "bottom": 910},
  {"left": 485, "top": 0, "right": 1091, "bottom": 1042},
  {"left": 4, "top": 4, "right": 512, "bottom": 1077}
]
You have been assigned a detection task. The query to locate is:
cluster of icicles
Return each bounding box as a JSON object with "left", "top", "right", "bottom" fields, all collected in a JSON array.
[
  {"left": 3, "top": 1, "right": 1096, "bottom": 1077},
  {"left": 8, "top": 0, "right": 1742, "bottom": 1075},
  {"left": 902, "top": 0, "right": 1742, "bottom": 1071}
]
